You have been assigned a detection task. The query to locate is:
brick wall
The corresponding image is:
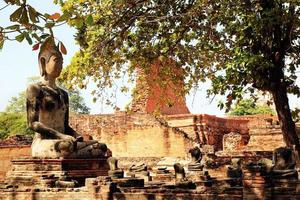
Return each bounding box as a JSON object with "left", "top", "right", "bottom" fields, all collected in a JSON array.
[
  {"left": 70, "top": 113, "right": 285, "bottom": 154},
  {"left": 229, "top": 114, "right": 285, "bottom": 151},
  {"left": 70, "top": 112, "right": 193, "bottom": 157},
  {"left": 69, "top": 112, "right": 161, "bottom": 139},
  {"left": 0, "top": 145, "right": 30, "bottom": 180},
  {"left": 166, "top": 114, "right": 250, "bottom": 151}
]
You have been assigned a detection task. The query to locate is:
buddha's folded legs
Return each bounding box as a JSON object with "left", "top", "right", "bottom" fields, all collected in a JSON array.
[{"left": 32, "top": 138, "right": 108, "bottom": 159}]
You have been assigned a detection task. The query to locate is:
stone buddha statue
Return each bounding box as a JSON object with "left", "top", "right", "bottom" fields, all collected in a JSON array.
[
  {"left": 187, "top": 146, "right": 204, "bottom": 171},
  {"left": 26, "top": 37, "right": 109, "bottom": 159},
  {"left": 271, "top": 147, "right": 298, "bottom": 179}
]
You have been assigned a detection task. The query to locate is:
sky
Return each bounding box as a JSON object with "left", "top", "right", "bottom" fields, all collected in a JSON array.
[{"left": 0, "top": 1, "right": 299, "bottom": 116}]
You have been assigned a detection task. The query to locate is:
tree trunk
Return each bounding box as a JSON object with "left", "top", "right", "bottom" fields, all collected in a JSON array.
[{"left": 271, "top": 83, "right": 300, "bottom": 163}]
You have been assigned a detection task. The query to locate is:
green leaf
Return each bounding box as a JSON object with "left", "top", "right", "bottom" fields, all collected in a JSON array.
[
  {"left": 15, "top": 32, "right": 25, "bottom": 42},
  {"left": 28, "top": 5, "right": 39, "bottom": 23},
  {"left": 120, "top": 86, "right": 129, "bottom": 93},
  {"left": 73, "top": 18, "right": 84, "bottom": 28},
  {"left": 24, "top": 32, "right": 32, "bottom": 45},
  {"left": 10, "top": 7, "right": 23, "bottom": 22},
  {"left": 45, "top": 22, "right": 55, "bottom": 28},
  {"left": 5, "top": 0, "right": 21, "bottom": 5},
  {"left": 57, "top": 12, "right": 70, "bottom": 22},
  {"left": 32, "top": 33, "right": 40, "bottom": 41},
  {"left": 35, "top": 25, "right": 44, "bottom": 31},
  {"left": 5, "top": 24, "right": 20, "bottom": 30},
  {"left": 44, "top": 13, "right": 51, "bottom": 19},
  {"left": 40, "top": 34, "right": 50, "bottom": 39},
  {"left": 19, "top": 7, "right": 29, "bottom": 24},
  {"left": 86, "top": 15, "right": 94, "bottom": 26}
]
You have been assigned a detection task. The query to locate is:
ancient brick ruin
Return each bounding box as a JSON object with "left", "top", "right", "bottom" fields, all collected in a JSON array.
[
  {"left": 130, "top": 59, "right": 190, "bottom": 115},
  {"left": 1, "top": 110, "right": 300, "bottom": 199},
  {"left": 0, "top": 112, "right": 286, "bottom": 177}
]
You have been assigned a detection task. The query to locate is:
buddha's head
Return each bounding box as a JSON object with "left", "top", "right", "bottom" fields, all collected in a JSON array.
[{"left": 38, "top": 37, "right": 63, "bottom": 79}]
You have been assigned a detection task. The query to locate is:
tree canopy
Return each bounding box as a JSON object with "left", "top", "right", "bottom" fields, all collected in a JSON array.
[
  {"left": 0, "top": 112, "right": 33, "bottom": 139},
  {"left": 5, "top": 91, "right": 26, "bottom": 113},
  {"left": 58, "top": 0, "right": 300, "bottom": 107},
  {"left": 228, "top": 99, "right": 275, "bottom": 116},
  {"left": 58, "top": 0, "right": 300, "bottom": 157},
  {"left": 67, "top": 89, "right": 90, "bottom": 114}
]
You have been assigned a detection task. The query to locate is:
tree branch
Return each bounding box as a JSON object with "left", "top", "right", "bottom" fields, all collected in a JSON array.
[
  {"left": 0, "top": 3, "right": 9, "bottom": 11},
  {"left": 282, "top": 5, "right": 295, "bottom": 52}
]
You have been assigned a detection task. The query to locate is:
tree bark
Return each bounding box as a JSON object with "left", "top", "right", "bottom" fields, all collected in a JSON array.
[{"left": 271, "top": 83, "right": 300, "bottom": 164}]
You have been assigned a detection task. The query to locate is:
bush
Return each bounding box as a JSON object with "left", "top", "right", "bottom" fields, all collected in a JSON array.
[
  {"left": 0, "top": 112, "right": 34, "bottom": 139},
  {"left": 228, "top": 99, "right": 275, "bottom": 116}
]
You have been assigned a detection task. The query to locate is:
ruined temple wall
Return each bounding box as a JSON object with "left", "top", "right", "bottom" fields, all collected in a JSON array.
[
  {"left": 68, "top": 113, "right": 287, "bottom": 154},
  {"left": 70, "top": 113, "right": 193, "bottom": 157},
  {"left": 70, "top": 112, "right": 164, "bottom": 141},
  {"left": 165, "top": 114, "right": 195, "bottom": 138},
  {"left": 0, "top": 145, "right": 30, "bottom": 180},
  {"left": 165, "top": 114, "right": 250, "bottom": 151},
  {"left": 228, "top": 114, "right": 285, "bottom": 151},
  {"left": 197, "top": 114, "right": 250, "bottom": 150},
  {"left": 0, "top": 113, "right": 289, "bottom": 181},
  {"left": 245, "top": 130, "right": 284, "bottom": 151},
  {"left": 165, "top": 114, "right": 284, "bottom": 152},
  {"left": 70, "top": 112, "right": 252, "bottom": 158},
  {"left": 69, "top": 113, "right": 261, "bottom": 157},
  {"left": 113, "top": 127, "right": 191, "bottom": 157},
  {"left": 227, "top": 114, "right": 278, "bottom": 129}
]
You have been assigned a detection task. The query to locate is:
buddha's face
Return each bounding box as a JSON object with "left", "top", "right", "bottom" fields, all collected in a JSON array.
[{"left": 45, "top": 54, "right": 63, "bottom": 78}]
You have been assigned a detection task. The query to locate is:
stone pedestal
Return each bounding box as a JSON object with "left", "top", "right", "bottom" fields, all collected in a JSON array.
[
  {"left": 152, "top": 173, "right": 174, "bottom": 182},
  {"left": 127, "top": 171, "right": 151, "bottom": 182},
  {"left": 4, "top": 157, "right": 109, "bottom": 188},
  {"left": 272, "top": 179, "right": 298, "bottom": 197},
  {"left": 186, "top": 170, "right": 205, "bottom": 182},
  {"left": 112, "top": 177, "right": 144, "bottom": 188}
]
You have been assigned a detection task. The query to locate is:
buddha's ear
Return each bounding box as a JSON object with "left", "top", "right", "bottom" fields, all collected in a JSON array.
[{"left": 39, "top": 57, "right": 46, "bottom": 76}]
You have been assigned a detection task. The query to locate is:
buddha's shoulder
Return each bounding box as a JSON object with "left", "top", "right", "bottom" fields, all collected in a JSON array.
[
  {"left": 26, "top": 83, "right": 42, "bottom": 97},
  {"left": 57, "top": 87, "right": 68, "bottom": 98},
  {"left": 58, "top": 87, "right": 68, "bottom": 95}
]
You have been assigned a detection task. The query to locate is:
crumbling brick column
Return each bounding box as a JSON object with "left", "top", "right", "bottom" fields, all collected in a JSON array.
[{"left": 130, "top": 59, "right": 190, "bottom": 115}]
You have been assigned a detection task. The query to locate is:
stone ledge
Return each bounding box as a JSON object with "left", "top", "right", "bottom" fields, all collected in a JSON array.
[
  {"left": 12, "top": 157, "right": 109, "bottom": 163},
  {"left": 0, "top": 145, "right": 31, "bottom": 148}
]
